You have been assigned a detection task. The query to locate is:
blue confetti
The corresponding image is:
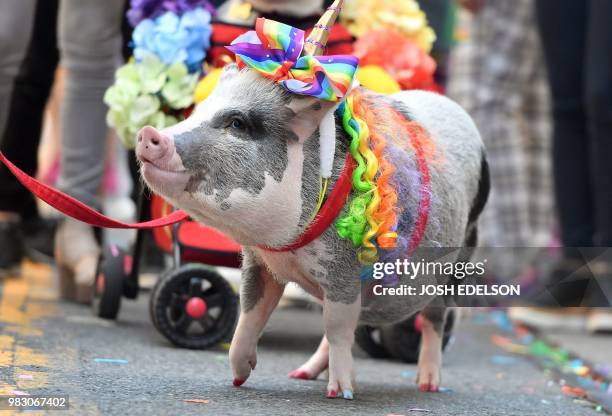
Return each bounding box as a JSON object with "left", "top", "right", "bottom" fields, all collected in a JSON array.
[
  {"left": 94, "top": 358, "right": 128, "bottom": 364},
  {"left": 491, "top": 355, "right": 518, "bottom": 365},
  {"left": 401, "top": 370, "right": 416, "bottom": 379}
]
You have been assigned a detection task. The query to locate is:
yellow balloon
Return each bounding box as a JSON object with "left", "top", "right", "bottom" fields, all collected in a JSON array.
[
  {"left": 357, "top": 65, "right": 401, "bottom": 94},
  {"left": 194, "top": 67, "right": 224, "bottom": 103}
]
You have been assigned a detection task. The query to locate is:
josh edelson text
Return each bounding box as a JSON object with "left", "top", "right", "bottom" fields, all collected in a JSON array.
[{"left": 371, "top": 259, "right": 521, "bottom": 297}]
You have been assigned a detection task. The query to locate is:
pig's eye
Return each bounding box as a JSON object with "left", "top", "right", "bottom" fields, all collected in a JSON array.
[{"left": 229, "top": 117, "right": 245, "bottom": 131}]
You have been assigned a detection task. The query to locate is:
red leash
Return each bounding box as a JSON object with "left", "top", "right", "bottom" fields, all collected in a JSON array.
[
  {"left": 0, "top": 151, "right": 354, "bottom": 251},
  {"left": 0, "top": 152, "right": 188, "bottom": 229}
]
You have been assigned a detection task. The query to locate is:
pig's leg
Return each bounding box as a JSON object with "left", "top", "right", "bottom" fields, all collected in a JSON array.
[
  {"left": 288, "top": 335, "right": 329, "bottom": 380},
  {"left": 230, "top": 255, "right": 285, "bottom": 387},
  {"left": 324, "top": 297, "right": 361, "bottom": 400},
  {"left": 416, "top": 306, "right": 447, "bottom": 392}
]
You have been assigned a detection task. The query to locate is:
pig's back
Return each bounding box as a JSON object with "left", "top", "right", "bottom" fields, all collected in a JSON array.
[{"left": 391, "top": 90, "right": 484, "bottom": 169}]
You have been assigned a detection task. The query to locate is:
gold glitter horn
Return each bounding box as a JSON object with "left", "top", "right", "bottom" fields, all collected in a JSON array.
[{"left": 302, "top": 0, "right": 345, "bottom": 56}]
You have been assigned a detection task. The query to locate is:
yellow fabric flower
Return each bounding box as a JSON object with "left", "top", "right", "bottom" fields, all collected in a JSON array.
[
  {"left": 357, "top": 65, "right": 400, "bottom": 94},
  {"left": 194, "top": 67, "right": 223, "bottom": 103},
  {"left": 341, "top": 0, "right": 436, "bottom": 53}
]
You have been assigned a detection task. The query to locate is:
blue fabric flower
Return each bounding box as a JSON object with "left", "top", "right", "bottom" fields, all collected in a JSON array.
[{"left": 133, "top": 8, "right": 212, "bottom": 72}]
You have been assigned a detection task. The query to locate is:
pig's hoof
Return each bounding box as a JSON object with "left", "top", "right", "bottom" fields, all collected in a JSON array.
[
  {"left": 342, "top": 389, "right": 354, "bottom": 400},
  {"left": 326, "top": 390, "right": 337, "bottom": 399},
  {"left": 288, "top": 369, "right": 313, "bottom": 380},
  {"left": 417, "top": 367, "right": 440, "bottom": 393},
  {"left": 418, "top": 383, "right": 439, "bottom": 392},
  {"left": 233, "top": 378, "right": 246, "bottom": 387}
]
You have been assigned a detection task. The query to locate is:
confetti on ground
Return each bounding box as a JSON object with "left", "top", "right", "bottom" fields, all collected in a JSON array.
[
  {"left": 490, "top": 334, "right": 529, "bottom": 354},
  {"left": 438, "top": 387, "right": 453, "bottom": 393},
  {"left": 18, "top": 374, "right": 33, "bottom": 380},
  {"left": 562, "top": 386, "right": 587, "bottom": 398},
  {"left": 401, "top": 370, "right": 416, "bottom": 379},
  {"left": 11, "top": 390, "right": 30, "bottom": 396},
  {"left": 485, "top": 310, "right": 612, "bottom": 414},
  {"left": 184, "top": 399, "right": 210, "bottom": 404},
  {"left": 491, "top": 355, "right": 518, "bottom": 365},
  {"left": 219, "top": 343, "right": 231, "bottom": 351},
  {"left": 94, "top": 358, "right": 129, "bottom": 364},
  {"left": 408, "top": 409, "right": 431, "bottom": 413}
]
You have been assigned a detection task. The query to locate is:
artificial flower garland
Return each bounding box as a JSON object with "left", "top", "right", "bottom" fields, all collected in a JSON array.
[
  {"left": 105, "top": 0, "right": 214, "bottom": 148},
  {"left": 341, "top": 0, "right": 436, "bottom": 53}
]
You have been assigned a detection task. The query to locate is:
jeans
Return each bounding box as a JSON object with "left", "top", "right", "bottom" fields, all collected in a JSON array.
[{"left": 536, "top": 0, "right": 612, "bottom": 247}]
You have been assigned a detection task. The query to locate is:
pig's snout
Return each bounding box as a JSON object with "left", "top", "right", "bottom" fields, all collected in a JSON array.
[
  {"left": 136, "top": 126, "right": 189, "bottom": 196},
  {"left": 136, "top": 126, "right": 174, "bottom": 166}
]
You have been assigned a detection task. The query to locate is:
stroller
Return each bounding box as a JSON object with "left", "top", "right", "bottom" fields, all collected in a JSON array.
[
  {"left": 93, "top": 193, "right": 240, "bottom": 349},
  {"left": 93, "top": 194, "right": 455, "bottom": 360}
]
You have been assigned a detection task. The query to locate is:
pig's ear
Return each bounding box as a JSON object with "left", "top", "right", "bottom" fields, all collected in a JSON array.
[{"left": 286, "top": 96, "right": 337, "bottom": 142}]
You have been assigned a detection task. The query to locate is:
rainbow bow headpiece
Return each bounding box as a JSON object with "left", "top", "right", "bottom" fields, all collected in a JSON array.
[{"left": 226, "top": 0, "right": 358, "bottom": 102}]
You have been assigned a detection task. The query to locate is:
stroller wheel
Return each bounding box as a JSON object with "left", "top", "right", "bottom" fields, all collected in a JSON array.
[
  {"left": 92, "top": 245, "right": 129, "bottom": 320},
  {"left": 378, "top": 310, "right": 456, "bottom": 363},
  {"left": 354, "top": 325, "right": 391, "bottom": 359},
  {"left": 150, "top": 264, "right": 238, "bottom": 349}
]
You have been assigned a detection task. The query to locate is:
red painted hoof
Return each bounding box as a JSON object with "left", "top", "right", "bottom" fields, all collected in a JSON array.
[
  {"left": 185, "top": 297, "right": 207, "bottom": 319},
  {"left": 288, "top": 369, "right": 312, "bottom": 380},
  {"left": 233, "top": 378, "right": 245, "bottom": 387},
  {"left": 326, "top": 390, "right": 337, "bottom": 398},
  {"left": 414, "top": 313, "right": 424, "bottom": 332},
  {"left": 418, "top": 383, "right": 430, "bottom": 392}
]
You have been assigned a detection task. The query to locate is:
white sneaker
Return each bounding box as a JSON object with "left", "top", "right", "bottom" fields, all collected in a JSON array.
[
  {"left": 586, "top": 309, "right": 612, "bottom": 334},
  {"left": 508, "top": 307, "right": 589, "bottom": 331}
]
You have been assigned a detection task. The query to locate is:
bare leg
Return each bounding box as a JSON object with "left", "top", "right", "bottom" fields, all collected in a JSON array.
[
  {"left": 288, "top": 335, "right": 329, "bottom": 380},
  {"left": 416, "top": 306, "right": 447, "bottom": 392},
  {"left": 323, "top": 297, "right": 361, "bottom": 400},
  {"left": 230, "top": 252, "right": 285, "bottom": 386}
]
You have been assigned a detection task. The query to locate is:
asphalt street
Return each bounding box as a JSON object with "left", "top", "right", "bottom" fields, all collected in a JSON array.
[{"left": 0, "top": 260, "right": 609, "bottom": 415}]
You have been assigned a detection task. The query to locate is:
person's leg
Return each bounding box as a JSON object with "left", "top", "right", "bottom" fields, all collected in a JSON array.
[
  {"left": 0, "top": 0, "right": 36, "bottom": 138},
  {"left": 511, "top": 0, "right": 601, "bottom": 331},
  {"left": 0, "top": 0, "right": 57, "bottom": 275},
  {"left": 57, "top": 0, "right": 125, "bottom": 208},
  {"left": 535, "top": 0, "right": 592, "bottom": 248},
  {"left": 522, "top": 37, "right": 553, "bottom": 247},
  {"left": 0, "top": 0, "right": 60, "bottom": 221},
  {"left": 55, "top": 0, "right": 124, "bottom": 303},
  {"left": 585, "top": 0, "right": 612, "bottom": 247},
  {"left": 583, "top": 0, "right": 612, "bottom": 331},
  {"left": 455, "top": 0, "right": 535, "bottom": 248}
]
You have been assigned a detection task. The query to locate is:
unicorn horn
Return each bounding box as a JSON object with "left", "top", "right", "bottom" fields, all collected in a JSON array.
[{"left": 303, "top": 0, "right": 345, "bottom": 56}]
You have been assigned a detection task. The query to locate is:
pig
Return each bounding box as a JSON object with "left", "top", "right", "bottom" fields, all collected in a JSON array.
[{"left": 135, "top": 64, "right": 489, "bottom": 399}]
